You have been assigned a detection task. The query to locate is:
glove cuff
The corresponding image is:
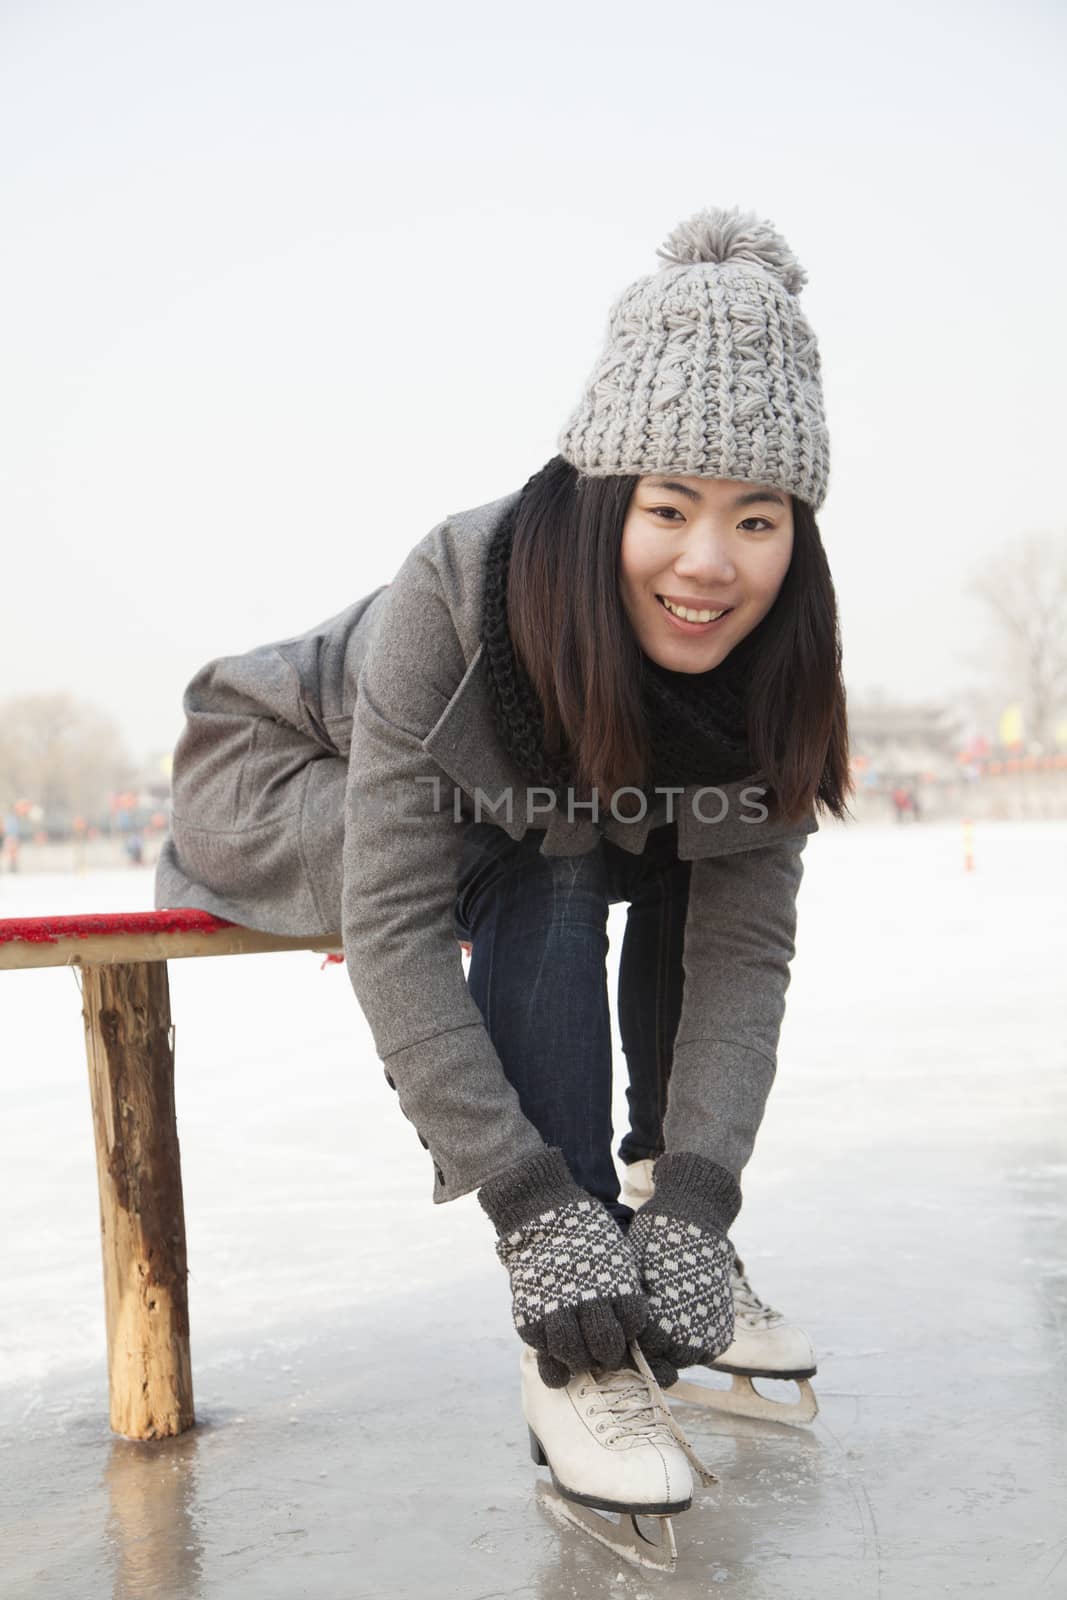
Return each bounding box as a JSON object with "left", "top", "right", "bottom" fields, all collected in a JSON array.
[
  {"left": 477, "top": 1146, "right": 582, "bottom": 1234},
  {"left": 651, "top": 1151, "right": 742, "bottom": 1235}
]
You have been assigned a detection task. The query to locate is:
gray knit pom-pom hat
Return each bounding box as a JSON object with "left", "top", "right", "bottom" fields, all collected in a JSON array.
[{"left": 557, "top": 204, "right": 831, "bottom": 511}]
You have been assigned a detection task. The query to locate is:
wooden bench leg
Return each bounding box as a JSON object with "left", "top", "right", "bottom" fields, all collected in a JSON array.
[{"left": 81, "top": 959, "right": 194, "bottom": 1438}]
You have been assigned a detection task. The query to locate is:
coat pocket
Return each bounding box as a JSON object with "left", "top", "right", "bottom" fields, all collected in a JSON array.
[{"left": 169, "top": 706, "right": 337, "bottom": 934}]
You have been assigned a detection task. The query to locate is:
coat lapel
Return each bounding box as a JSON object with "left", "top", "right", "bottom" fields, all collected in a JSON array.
[
  {"left": 420, "top": 647, "right": 602, "bottom": 854},
  {"left": 420, "top": 646, "right": 533, "bottom": 842}
]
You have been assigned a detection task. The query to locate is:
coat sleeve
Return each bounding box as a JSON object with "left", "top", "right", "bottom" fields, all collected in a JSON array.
[
  {"left": 341, "top": 529, "right": 548, "bottom": 1205},
  {"left": 661, "top": 830, "right": 809, "bottom": 1181}
]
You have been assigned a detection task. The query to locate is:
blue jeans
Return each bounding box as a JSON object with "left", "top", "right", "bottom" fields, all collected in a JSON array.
[{"left": 452, "top": 818, "right": 690, "bottom": 1230}]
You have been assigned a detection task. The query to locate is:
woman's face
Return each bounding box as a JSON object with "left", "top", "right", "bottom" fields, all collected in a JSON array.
[{"left": 618, "top": 474, "right": 794, "bottom": 672}]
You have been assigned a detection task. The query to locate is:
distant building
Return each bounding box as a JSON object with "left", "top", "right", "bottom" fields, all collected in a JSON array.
[{"left": 847, "top": 694, "right": 965, "bottom": 784}]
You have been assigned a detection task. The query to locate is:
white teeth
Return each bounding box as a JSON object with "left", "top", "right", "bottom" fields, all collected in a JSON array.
[{"left": 661, "top": 597, "right": 728, "bottom": 623}]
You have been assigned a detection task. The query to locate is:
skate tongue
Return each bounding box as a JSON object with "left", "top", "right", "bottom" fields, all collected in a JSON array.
[{"left": 595, "top": 1368, "right": 651, "bottom": 1395}]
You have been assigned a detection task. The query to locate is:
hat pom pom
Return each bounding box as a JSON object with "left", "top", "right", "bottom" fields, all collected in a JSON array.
[{"left": 655, "top": 205, "right": 808, "bottom": 295}]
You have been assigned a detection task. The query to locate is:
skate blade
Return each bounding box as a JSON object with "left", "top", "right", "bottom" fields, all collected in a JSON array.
[
  {"left": 668, "top": 1373, "right": 818, "bottom": 1427},
  {"left": 534, "top": 1481, "right": 678, "bottom": 1573}
]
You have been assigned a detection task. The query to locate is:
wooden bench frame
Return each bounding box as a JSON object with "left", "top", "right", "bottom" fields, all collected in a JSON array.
[{"left": 0, "top": 909, "right": 342, "bottom": 1441}]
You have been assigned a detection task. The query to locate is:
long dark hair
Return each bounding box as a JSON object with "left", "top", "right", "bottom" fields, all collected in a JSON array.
[{"left": 506, "top": 454, "right": 853, "bottom": 825}]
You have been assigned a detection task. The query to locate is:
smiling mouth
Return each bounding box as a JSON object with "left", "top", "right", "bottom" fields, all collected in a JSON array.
[{"left": 656, "top": 595, "right": 734, "bottom": 628}]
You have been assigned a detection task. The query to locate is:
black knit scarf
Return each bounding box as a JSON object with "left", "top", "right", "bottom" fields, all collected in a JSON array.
[{"left": 480, "top": 495, "right": 763, "bottom": 800}]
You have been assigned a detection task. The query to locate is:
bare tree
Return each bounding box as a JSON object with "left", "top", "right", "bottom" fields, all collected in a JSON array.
[
  {"left": 0, "top": 693, "right": 134, "bottom": 821},
  {"left": 965, "top": 529, "right": 1067, "bottom": 751}
]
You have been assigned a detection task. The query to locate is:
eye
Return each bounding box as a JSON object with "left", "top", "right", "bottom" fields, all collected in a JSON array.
[
  {"left": 739, "top": 517, "right": 774, "bottom": 531},
  {"left": 647, "top": 505, "right": 684, "bottom": 521}
]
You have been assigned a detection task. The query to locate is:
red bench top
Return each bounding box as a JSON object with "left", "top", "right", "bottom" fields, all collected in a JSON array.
[{"left": 0, "top": 909, "right": 234, "bottom": 946}]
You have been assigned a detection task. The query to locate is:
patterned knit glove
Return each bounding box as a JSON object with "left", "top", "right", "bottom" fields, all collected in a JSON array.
[
  {"left": 478, "top": 1146, "right": 650, "bottom": 1388},
  {"left": 626, "top": 1151, "right": 742, "bottom": 1389}
]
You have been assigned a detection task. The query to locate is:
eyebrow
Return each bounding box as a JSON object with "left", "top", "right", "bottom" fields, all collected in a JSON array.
[{"left": 644, "top": 477, "right": 787, "bottom": 508}]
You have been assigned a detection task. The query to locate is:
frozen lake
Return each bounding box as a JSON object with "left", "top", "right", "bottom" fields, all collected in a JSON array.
[{"left": 1, "top": 817, "right": 1065, "bottom": 1597}]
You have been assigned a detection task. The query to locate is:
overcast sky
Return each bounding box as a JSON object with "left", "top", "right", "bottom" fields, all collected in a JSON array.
[{"left": 2, "top": 0, "right": 1064, "bottom": 765}]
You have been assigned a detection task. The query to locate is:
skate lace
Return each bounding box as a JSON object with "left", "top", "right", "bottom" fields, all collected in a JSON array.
[
  {"left": 731, "top": 1256, "right": 784, "bottom": 1330},
  {"left": 583, "top": 1345, "right": 718, "bottom": 1487},
  {"left": 584, "top": 1370, "right": 670, "bottom": 1445}
]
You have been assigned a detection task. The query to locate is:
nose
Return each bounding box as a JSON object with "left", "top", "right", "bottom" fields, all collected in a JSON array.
[{"left": 672, "top": 526, "right": 737, "bottom": 585}]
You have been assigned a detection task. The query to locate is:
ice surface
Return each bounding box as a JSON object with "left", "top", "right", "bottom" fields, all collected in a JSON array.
[{"left": 1, "top": 820, "right": 1065, "bottom": 1597}]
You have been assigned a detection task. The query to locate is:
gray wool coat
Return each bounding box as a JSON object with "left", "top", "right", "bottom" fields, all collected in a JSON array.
[{"left": 155, "top": 489, "right": 818, "bottom": 1206}]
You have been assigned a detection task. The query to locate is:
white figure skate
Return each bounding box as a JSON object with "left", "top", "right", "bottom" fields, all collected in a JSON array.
[
  {"left": 520, "top": 1339, "right": 717, "bottom": 1572},
  {"left": 621, "top": 1157, "right": 818, "bottom": 1427}
]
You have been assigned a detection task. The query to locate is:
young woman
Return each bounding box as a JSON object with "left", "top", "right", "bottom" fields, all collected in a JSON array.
[{"left": 156, "top": 204, "right": 852, "bottom": 1523}]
